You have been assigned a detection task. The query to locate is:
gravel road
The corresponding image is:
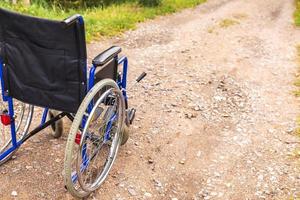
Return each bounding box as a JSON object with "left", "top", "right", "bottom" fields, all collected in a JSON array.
[{"left": 0, "top": 0, "right": 300, "bottom": 199}]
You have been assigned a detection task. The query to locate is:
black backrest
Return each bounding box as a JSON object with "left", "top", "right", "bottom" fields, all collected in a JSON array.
[{"left": 0, "top": 8, "right": 87, "bottom": 113}]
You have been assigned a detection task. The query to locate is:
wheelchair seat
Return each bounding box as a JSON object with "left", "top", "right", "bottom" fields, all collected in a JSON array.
[{"left": 0, "top": 8, "right": 87, "bottom": 113}]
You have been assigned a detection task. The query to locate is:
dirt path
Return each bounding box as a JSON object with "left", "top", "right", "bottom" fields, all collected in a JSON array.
[{"left": 1, "top": 0, "right": 300, "bottom": 199}]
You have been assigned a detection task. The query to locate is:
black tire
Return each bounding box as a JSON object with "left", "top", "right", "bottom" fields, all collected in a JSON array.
[{"left": 121, "top": 125, "right": 129, "bottom": 145}]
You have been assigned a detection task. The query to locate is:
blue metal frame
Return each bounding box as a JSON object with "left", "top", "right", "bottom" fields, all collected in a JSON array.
[
  {"left": 0, "top": 58, "right": 20, "bottom": 160},
  {"left": 0, "top": 54, "right": 130, "bottom": 167},
  {"left": 0, "top": 16, "right": 131, "bottom": 190}
]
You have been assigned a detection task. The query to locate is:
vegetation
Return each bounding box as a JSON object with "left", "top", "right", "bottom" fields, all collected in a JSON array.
[
  {"left": 138, "top": 0, "right": 161, "bottom": 7},
  {"left": 295, "top": 46, "right": 300, "bottom": 136},
  {"left": 219, "top": 18, "right": 239, "bottom": 28},
  {"left": 295, "top": 0, "right": 300, "bottom": 26},
  {"left": 0, "top": 0, "right": 206, "bottom": 42}
]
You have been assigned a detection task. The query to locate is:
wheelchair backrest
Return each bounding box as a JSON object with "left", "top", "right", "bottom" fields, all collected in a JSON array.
[{"left": 0, "top": 8, "right": 87, "bottom": 113}]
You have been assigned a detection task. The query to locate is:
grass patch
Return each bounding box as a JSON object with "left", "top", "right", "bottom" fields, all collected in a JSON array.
[
  {"left": 295, "top": 46, "right": 300, "bottom": 136},
  {"left": 0, "top": 0, "right": 206, "bottom": 42},
  {"left": 232, "top": 13, "right": 247, "bottom": 20},
  {"left": 295, "top": 0, "right": 300, "bottom": 26},
  {"left": 294, "top": 45, "right": 300, "bottom": 92},
  {"left": 207, "top": 17, "right": 241, "bottom": 33},
  {"left": 296, "top": 115, "right": 300, "bottom": 136},
  {"left": 219, "top": 18, "right": 239, "bottom": 28}
]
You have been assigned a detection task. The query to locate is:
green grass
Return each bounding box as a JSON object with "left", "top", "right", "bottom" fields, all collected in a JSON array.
[
  {"left": 295, "top": 46, "right": 300, "bottom": 136},
  {"left": 0, "top": 0, "right": 206, "bottom": 42},
  {"left": 295, "top": 0, "right": 300, "bottom": 26},
  {"left": 294, "top": 0, "right": 300, "bottom": 136},
  {"left": 219, "top": 18, "right": 239, "bottom": 28}
]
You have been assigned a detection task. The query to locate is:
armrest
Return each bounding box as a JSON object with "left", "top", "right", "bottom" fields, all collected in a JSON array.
[{"left": 92, "top": 46, "right": 122, "bottom": 67}]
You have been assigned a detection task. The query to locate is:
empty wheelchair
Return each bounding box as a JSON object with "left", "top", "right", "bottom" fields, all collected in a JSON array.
[{"left": 0, "top": 8, "right": 146, "bottom": 198}]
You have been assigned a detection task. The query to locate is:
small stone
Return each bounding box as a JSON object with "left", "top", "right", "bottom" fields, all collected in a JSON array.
[
  {"left": 225, "top": 183, "right": 232, "bottom": 188},
  {"left": 25, "top": 165, "right": 33, "bottom": 170},
  {"left": 11, "top": 191, "right": 17, "bottom": 197},
  {"left": 119, "top": 183, "right": 125, "bottom": 187},
  {"left": 148, "top": 158, "right": 154, "bottom": 164},
  {"left": 171, "top": 198, "right": 178, "bottom": 200},
  {"left": 197, "top": 151, "right": 202, "bottom": 157},
  {"left": 55, "top": 158, "right": 61, "bottom": 163},
  {"left": 185, "top": 113, "right": 197, "bottom": 119},
  {"left": 179, "top": 159, "right": 185, "bottom": 165},
  {"left": 211, "top": 192, "right": 218, "bottom": 196},
  {"left": 214, "top": 172, "right": 221, "bottom": 177},
  {"left": 194, "top": 106, "right": 200, "bottom": 111},
  {"left": 128, "top": 188, "right": 137, "bottom": 196},
  {"left": 286, "top": 128, "right": 294, "bottom": 133},
  {"left": 12, "top": 168, "right": 20, "bottom": 173},
  {"left": 40, "top": 192, "right": 45, "bottom": 197},
  {"left": 154, "top": 179, "right": 162, "bottom": 187},
  {"left": 144, "top": 192, "right": 152, "bottom": 198},
  {"left": 32, "top": 139, "right": 41, "bottom": 143}
]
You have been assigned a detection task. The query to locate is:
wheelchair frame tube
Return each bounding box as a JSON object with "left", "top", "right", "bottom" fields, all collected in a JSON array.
[
  {"left": 0, "top": 57, "right": 19, "bottom": 161},
  {"left": 118, "top": 56, "right": 128, "bottom": 109},
  {"left": 88, "top": 65, "right": 96, "bottom": 91},
  {"left": 8, "top": 98, "right": 17, "bottom": 147},
  {"left": 41, "top": 108, "right": 49, "bottom": 125},
  {"left": 0, "top": 58, "right": 17, "bottom": 146},
  {"left": 0, "top": 58, "right": 8, "bottom": 102}
]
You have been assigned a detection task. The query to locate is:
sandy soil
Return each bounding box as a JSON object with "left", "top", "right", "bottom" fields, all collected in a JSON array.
[{"left": 1, "top": 0, "right": 300, "bottom": 199}]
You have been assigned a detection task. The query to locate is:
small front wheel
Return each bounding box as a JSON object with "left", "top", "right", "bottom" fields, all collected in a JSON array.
[
  {"left": 121, "top": 125, "right": 129, "bottom": 145},
  {"left": 48, "top": 110, "right": 63, "bottom": 138}
]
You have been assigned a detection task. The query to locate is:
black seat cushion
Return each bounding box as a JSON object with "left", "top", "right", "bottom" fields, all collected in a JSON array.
[{"left": 0, "top": 8, "right": 87, "bottom": 113}]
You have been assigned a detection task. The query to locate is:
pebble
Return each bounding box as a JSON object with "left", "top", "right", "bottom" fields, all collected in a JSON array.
[
  {"left": 154, "top": 179, "right": 162, "bottom": 187},
  {"left": 185, "top": 113, "right": 197, "bottom": 119},
  {"left": 179, "top": 159, "right": 185, "bottom": 165},
  {"left": 144, "top": 192, "right": 152, "bottom": 198},
  {"left": 11, "top": 191, "right": 17, "bottom": 197},
  {"left": 211, "top": 192, "right": 218, "bottom": 196},
  {"left": 25, "top": 165, "right": 33, "bottom": 170},
  {"left": 197, "top": 151, "right": 202, "bottom": 157},
  {"left": 128, "top": 188, "right": 137, "bottom": 196}
]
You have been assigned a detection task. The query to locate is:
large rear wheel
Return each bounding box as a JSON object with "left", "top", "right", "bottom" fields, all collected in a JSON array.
[{"left": 64, "top": 79, "right": 125, "bottom": 198}]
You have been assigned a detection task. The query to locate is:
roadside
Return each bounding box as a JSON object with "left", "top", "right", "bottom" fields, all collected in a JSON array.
[{"left": 0, "top": 0, "right": 206, "bottom": 42}]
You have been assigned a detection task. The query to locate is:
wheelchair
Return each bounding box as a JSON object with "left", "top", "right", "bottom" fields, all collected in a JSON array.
[{"left": 0, "top": 8, "right": 146, "bottom": 198}]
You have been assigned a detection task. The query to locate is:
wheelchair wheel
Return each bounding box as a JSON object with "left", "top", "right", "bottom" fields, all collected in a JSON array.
[
  {"left": 0, "top": 101, "right": 33, "bottom": 165},
  {"left": 48, "top": 110, "right": 63, "bottom": 138},
  {"left": 64, "top": 79, "right": 125, "bottom": 198}
]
